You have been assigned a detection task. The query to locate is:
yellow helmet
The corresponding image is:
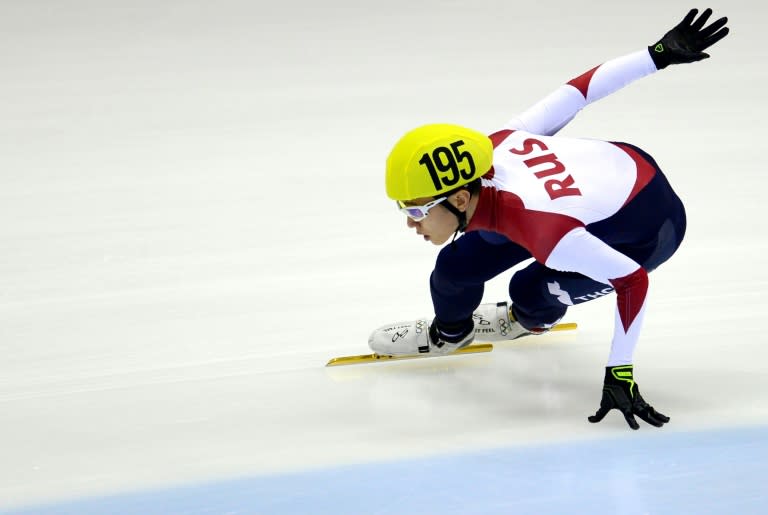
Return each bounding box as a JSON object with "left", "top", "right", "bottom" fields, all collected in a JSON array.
[{"left": 385, "top": 123, "right": 493, "bottom": 201}]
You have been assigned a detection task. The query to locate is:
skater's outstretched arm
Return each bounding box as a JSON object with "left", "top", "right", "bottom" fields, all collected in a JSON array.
[
  {"left": 502, "top": 8, "right": 729, "bottom": 137},
  {"left": 502, "top": 50, "right": 657, "bottom": 136}
]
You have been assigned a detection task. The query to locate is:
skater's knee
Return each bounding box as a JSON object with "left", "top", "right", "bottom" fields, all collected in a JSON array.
[
  {"left": 434, "top": 243, "right": 463, "bottom": 274},
  {"left": 431, "top": 246, "right": 477, "bottom": 291}
]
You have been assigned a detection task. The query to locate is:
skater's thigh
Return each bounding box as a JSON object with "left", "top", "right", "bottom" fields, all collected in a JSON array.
[{"left": 435, "top": 231, "right": 531, "bottom": 286}]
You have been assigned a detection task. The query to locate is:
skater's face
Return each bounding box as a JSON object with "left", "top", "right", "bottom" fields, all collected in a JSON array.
[{"left": 402, "top": 190, "right": 473, "bottom": 245}]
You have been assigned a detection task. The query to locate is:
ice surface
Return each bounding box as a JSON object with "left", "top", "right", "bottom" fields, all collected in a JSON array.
[{"left": 1, "top": 1, "right": 766, "bottom": 513}]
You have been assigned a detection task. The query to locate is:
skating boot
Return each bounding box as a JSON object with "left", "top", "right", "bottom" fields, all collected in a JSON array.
[
  {"left": 368, "top": 318, "right": 474, "bottom": 357},
  {"left": 471, "top": 301, "right": 543, "bottom": 341}
]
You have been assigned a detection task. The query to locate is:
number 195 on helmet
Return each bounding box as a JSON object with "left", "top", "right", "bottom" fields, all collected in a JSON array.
[{"left": 385, "top": 123, "right": 494, "bottom": 201}]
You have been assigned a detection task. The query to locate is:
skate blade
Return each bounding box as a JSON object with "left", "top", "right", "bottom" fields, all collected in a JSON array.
[{"left": 325, "top": 343, "right": 493, "bottom": 367}]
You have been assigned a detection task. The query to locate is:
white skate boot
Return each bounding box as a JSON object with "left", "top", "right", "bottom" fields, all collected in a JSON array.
[
  {"left": 472, "top": 301, "right": 534, "bottom": 342},
  {"left": 367, "top": 318, "right": 474, "bottom": 356}
]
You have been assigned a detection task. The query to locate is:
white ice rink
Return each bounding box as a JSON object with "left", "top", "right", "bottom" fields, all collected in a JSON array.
[{"left": 1, "top": 1, "right": 767, "bottom": 513}]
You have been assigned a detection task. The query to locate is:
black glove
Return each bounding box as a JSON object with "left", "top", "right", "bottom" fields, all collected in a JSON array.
[
  {"left": 588, "top": 365, "right": 670, "bottom": 430},
  {"left": 649, "top": 8, "right": 729, "bottom": 69}
]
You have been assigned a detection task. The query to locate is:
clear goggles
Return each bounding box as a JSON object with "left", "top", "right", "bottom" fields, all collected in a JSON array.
[{"left": 396, "top": 196, "right": 447, "bottom": 222}]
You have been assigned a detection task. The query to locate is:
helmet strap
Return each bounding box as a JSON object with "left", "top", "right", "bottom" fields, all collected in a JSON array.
[{"left": 438, "top": 197, "right": 468, "bottom": 236}]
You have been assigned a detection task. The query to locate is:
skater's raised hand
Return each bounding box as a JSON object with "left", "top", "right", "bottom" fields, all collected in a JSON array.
[
  {"left": 588, "top": 365, "right": 670, "bottom": 430},
  {"left": 649, "top": 8, "right": 729, "bottom": 69}
]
